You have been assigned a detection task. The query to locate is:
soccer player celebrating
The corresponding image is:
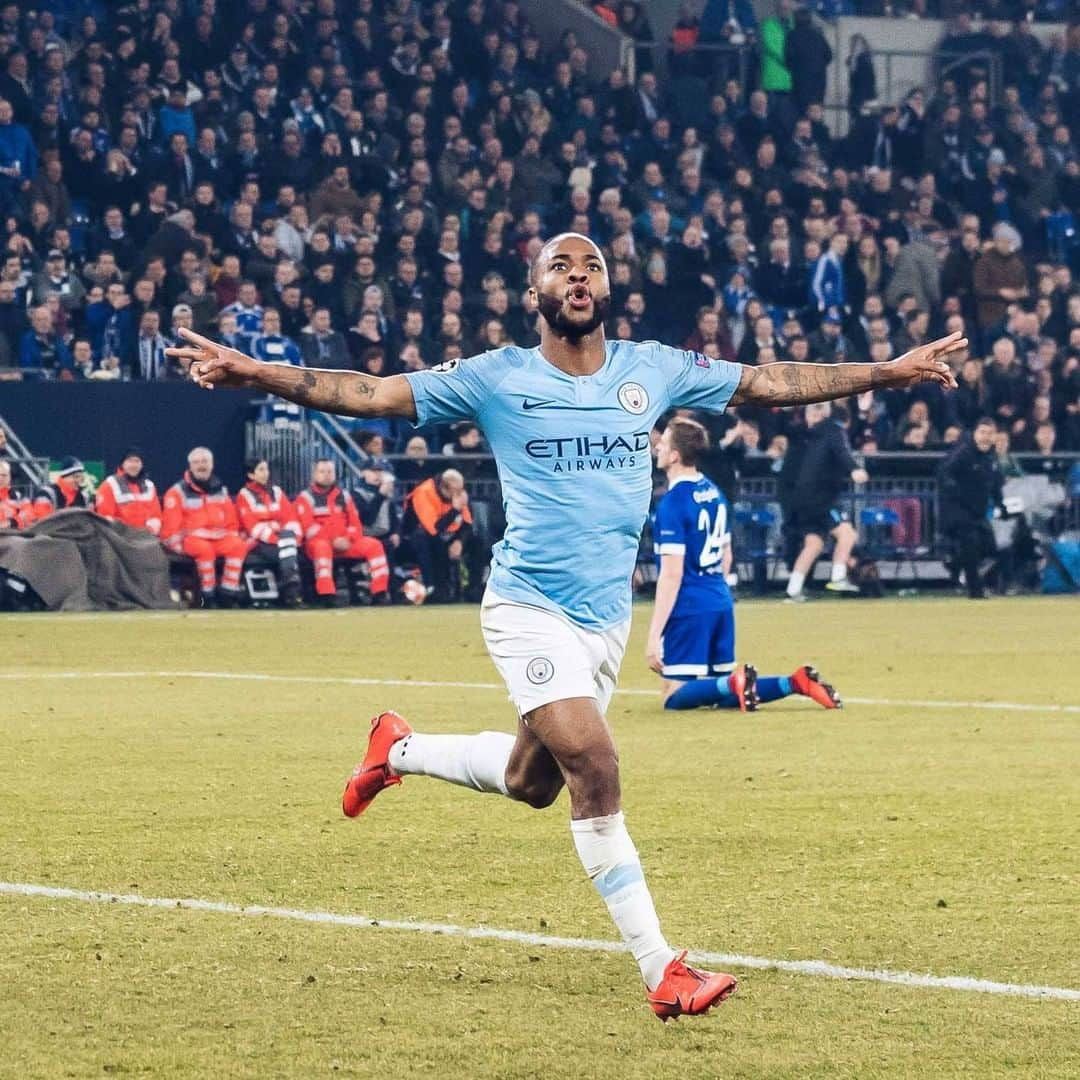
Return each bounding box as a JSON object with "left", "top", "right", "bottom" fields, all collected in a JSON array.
[
  {"left": 647, "top": 416, "right": 842, "bottom": 713},
  {"left": 167, "top": 233, "right": 961, "bottom": 1020}
]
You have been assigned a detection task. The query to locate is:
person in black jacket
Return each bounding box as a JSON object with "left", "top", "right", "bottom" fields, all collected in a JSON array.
[
  {"left": 754, "top": 239, "right": 807, "bottom": 318},
  {"left": 938, "top": 418, "right": 1004, "bottom": 599},
  {"left": 782, "top": 402, "right": 868, "bottom": 601},
  {"left": 785, "top": 8, "right": 833, "bottom": 115},
  {"left": 353, "top": 460, "right": 402, "bottom": 554},
  {"left": 847, "top": 34, "right": 876, "bottom": 120}
]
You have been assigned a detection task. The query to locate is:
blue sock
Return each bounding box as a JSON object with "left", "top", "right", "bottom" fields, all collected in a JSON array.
[
  {"left": 664, "top": 677, "right": 740, "bottom": 710},
  {"left": 756, "top": 675, "right": 793, "bottom": 703}
]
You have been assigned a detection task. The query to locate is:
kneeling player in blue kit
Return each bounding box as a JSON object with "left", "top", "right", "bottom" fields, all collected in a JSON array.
[{"left": 646, "top": 417, "right": 842, "bottom": 711}]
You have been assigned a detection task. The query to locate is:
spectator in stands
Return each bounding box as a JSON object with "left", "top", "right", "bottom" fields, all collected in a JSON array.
[
  {"left": 396, "top": 435, "right": 435, "bottom": 484},
  {"left": 761, "top": 1, "right": 795, "bottom": 105},
  {"left": 810, "top": 232, "right": 848, "bottom": 315},
  {"left": 973, "top": 224, "right": 1029, "bottom": 335},
  {"left": 236, "top": 459, "right": 302, "bottom": 607},
  {"left": 953, "top": 357, "right": 989, "bottom": 432},
  {"left": 403, "top": 468, "right": 483, "bottom": 603},
  {"left": 985, "top": 336, "right": 1034, "bottom": 429},
  {"left": 220, "top": 280, "right": 264, "bottom": 352},
  {"left": 251, "top": 308, "right": 302, "bottom": 367},
  {"left": 133, "top": 310, "right": 174, "bottom": 381},
  {"left": 176, "top": 275, "right": 217, "bottom": 333},
  {"left": 883, "top": 234, "right": 940, "bottom": 314},
  {"left": 0, "top": 277, "right": 26, "bottom": 372},
  {"left": 0, "top": 458, "right": 31, "bottom": 529},
  {"left": 755, "top": 238, "right": 806, "bottom": 321},
  {"left": 95, "top": 448, "right": 163, "bottom": 536},
  {"left": 445, "top": 423, "right": 489, "bottom": 456},
  {"left": 938, "top": 418, "right": 1003, "bottom": 600},
  {"left": 295, "top": 458, "right": 390, "bottom": 605},
  {"left": 33, "top": 456, "right": 91, "bottom": 519},
  {"left": 684, "top": 305, "right": 735, "bottom": 361},
  {"left": 19, "top": 305, "right": 73, "bottom": 380},
  {"left": 784, "top": 7, "right": 832, "bottom": 114},
  {"left": 300, "top": 307, "right": 351, "bottom": 370},
  {"left": 161, "top": 446, "right": 253, "bottom": 607},
  {"left": 30, "top": 250, "right": 85, "bottom": 314},
  {"left": 353, "top": 459, "right": 402, "bottom": 560},
  {"left": 0, "top": 96, "right": 35, "bottom": 219},
  {"left": 846, "top": 34, "right": 876, "bottom": 119},
  {"left": 807, "top": 312, "right": 859, "bottom": 363}
]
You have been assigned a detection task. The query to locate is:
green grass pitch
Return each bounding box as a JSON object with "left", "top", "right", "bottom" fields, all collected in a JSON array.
[{"left": 1, "top": 597, "right": 1078, "bottom": 1078}]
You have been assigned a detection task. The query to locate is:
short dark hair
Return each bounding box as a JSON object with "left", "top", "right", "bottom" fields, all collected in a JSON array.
[
  {"left": 975, "top": 416, "right": 997, "bottom": 430},
  {"left": 666, "top": 416, "right": 709, "bottom": 467}
]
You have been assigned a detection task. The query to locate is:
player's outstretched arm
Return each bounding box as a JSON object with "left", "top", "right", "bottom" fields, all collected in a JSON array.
[
  {"left": 729, "top": 332, "right": 965, "bottom": 408},
  {"left": 164, "top": 327, "right": 417, "bottom": 420}
]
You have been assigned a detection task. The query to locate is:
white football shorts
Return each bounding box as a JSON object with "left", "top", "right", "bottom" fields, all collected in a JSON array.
[{"left": 480, "top": 588, "right": 631, "bottom": 718}]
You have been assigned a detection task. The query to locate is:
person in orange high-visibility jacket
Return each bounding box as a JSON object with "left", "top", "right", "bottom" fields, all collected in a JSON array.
[
  {"left": 294, "top": 458, "right": 389, "bottom": 600},
  {"left": 32, "top": 456, "right": 92, "bottom": 520},
  {"left": 235, "top": 458, "right": 302, "bottom": 603},
  {"left": 0, "top": 459, "right": 32, "bottom": 529},
  {"left": 95, "top": 447, "right": 163, "bottom": 535},
  {"left": 161, "top": 446, "right": 253, "bottom": 605},
  {"left": 403, "top": 468, "right": 483, "bottom": 602}
]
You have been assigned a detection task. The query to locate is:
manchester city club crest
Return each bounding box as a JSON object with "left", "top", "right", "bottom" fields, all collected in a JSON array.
[
  {"left": 526, "top": 657, "right": 554, "bottom": 684},
  {"left": 617, "top": 382, "right": 649, "bottom": 415}
]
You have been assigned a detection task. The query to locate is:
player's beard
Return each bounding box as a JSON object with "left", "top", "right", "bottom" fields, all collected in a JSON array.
[{"left": 537, "top": 291, "right": 611, "bottom": 338}]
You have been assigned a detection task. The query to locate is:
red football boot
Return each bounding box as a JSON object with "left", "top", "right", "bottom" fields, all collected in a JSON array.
[
  {"left": 342, "top": 710, "right": 413, "bottom": 818},
  {"left": 646, "top": 951, "right": 738, "bottom": 1022},
  {"left": 791, "top": 665, "right": 842, "bottom": 709},
  {"left": 727, "top": 663, "right": 759, "bottom": 713}
]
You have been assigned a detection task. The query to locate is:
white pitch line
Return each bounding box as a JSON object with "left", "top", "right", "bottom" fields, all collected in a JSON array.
[
  {"left": 0, "top": 670, "right": 1077, "bottom": 714},
  {"left": 1, "top": 880, "right": 1077, "bottom": 1002}
]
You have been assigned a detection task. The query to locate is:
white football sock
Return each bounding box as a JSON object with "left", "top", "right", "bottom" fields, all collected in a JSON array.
[
  {"left": 571, "top": 812, "right": 676, "bottom": 991},
  {"left": 786, "top": 570, "right": 806, "bottom": 597},
  {"left": 830, "top": 562, "right": 848, "bottom": 583},
  {"left": 387, "top": 732, "right": 512, "bottom": 795}
]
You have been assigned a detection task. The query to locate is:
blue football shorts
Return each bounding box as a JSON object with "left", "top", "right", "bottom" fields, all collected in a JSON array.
[{"left": 661, "top": 608, "right": 736, "bottom": 679}]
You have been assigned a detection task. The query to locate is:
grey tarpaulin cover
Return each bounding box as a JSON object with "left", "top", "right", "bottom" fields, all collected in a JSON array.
[{"left": 0, "top": 509, "right": 176, "bottom": 611}]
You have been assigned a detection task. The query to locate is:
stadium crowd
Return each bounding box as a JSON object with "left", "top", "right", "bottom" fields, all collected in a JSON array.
[
  {"left": 0, "top": 0, "right": 1077, "bottom": 602},
  {"left": 0, "top": 2, "right": 1077, "bottom": 454}
]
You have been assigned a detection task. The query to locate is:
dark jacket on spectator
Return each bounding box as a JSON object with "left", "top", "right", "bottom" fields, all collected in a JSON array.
[
  {"left": 754, "top": 259, "right": 807, "bottom": 313},
  {"left": 972, "top": 249, "right": 1027, "bottom": 331},
  {"left": 940, "top": 243, "right": 980, "bottom": 322},
  {"left": 300, "top": 328, "right": 352, "bottom": 369},
  {"left": 782, "top": 418, "right": 857, "bottom": 514},
  {"left": 0, "top": 298, "right": 27, "bottom": 357},
  {"left": 938, "top": 436, "right": 1003, "bottom": 530},
  {"left": 18, "top": 329, "right": 74, "bottom": 377},
  {"left": 784, "top": 12, "right": 832, "bottom": 110},
  {"left": 883, "top": 241, "right": 940, "bottom": 312}
]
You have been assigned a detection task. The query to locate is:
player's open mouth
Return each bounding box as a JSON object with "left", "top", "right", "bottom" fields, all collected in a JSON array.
[{"left": 567, "top": 285, "right": 592, "bottom": 310}]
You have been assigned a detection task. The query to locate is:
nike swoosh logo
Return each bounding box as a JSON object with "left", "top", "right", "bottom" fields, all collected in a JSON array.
[{"left": 521, "top": 399, "right": 559, "bottom": 411}]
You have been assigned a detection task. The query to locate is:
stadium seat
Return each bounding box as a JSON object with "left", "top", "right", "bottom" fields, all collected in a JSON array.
[
  {"left": 734, "top": 505, "right": 777, "bottom": 595},
  {"left": 859, "top": 507, "right": 920, "bottom": 582}
]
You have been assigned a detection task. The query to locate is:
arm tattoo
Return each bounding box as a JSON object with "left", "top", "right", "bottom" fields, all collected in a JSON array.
[
  {"left": 731, "top": 362, "right": 895, "bottom": 407},
  {"left": 251, "top": 365, "right": 383, "bottom": 417}
]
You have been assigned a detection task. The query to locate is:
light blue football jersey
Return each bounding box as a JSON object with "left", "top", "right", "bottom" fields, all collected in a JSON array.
[{"left": 404, "top": 341, "right": 742, "bottom": 630}]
